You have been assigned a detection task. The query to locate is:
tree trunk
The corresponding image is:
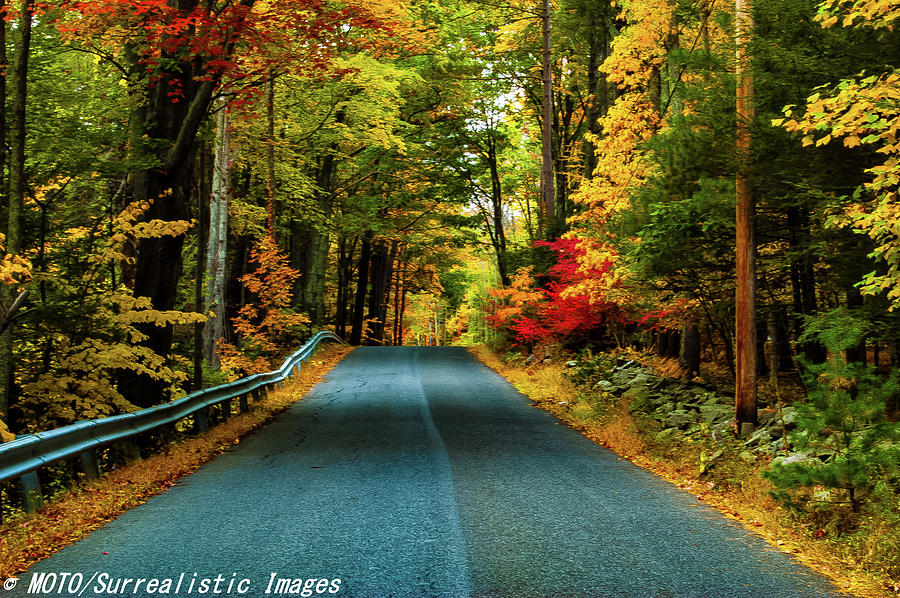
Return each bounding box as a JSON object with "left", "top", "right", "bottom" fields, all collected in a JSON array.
[
  {"left": 680, "top": 320, "right": 701, "bottom": 378},
  {"left": 203, "top": 106, "right": 231, "bottom": 369},
  {"left": 735, "top": 0, "right": 757, "bottom": 432},
  {"left": 335, "top": 235, "right": 357, "bottom": 338},
  {"left": 0, "top": 0, "right": 31, "bottom": 423},
  {"left": 787, "top": 208, "right": 826, "bottom": 364},
  {"left": 487, "top": 141, "right": 510, "bottom": 286},
  {"left": 193, "top": 143, "right": 210, "bottom": 389},
  {"left": 540, "top": 0, "right": 555, "bottom": 235},
  {"left": 365, "top": 240, "right": 397, "bottom": 345},
  {"left": 265, "top": 76, "right": 276, "bottom": 236},
  {"left": 349, "top": 234, "right": 372, "bottom": 345}
]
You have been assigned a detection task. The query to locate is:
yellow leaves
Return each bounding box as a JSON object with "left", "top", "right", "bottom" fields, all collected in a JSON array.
[
  {"left": 129, "top": 219, "right": 194, "bottom": 239},
  {"left": 0, "top": 419, "right": 14, "bottom": 443},
  {"left": 783, "top": 65, "right": 900, "bottom": 308},
  {"left": 0, "top": 234, "right": 33, "bottom": 286},
  {"left": 117, "top": 309, "right": 207, "bottom": 327}
]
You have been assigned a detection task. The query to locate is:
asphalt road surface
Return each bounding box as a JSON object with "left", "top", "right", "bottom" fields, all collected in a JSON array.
[{"left": 10, "top": 347, "right": 845, "bottom": 597}]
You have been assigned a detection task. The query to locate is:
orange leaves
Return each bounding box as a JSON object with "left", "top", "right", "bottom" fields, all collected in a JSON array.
[{"left": 219, "top": 235, "right": 309, "bottom": 377}]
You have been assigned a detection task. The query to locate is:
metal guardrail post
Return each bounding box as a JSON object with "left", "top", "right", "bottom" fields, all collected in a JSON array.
[
  {"left": 117, "top": 439, "right": 142, "bottom": 464},
  {"left": 159, "top": 423, "right": 175, "bottom": 447},
  {"left": 79, "top": 450, "right": 100, "bottom": 481},
  {"left": 195, "top": 408, "right": 210, "bottom": 434},
  {"left": 221, "top": 399, "right": 232, "bottom": 420},
  {"left": 239, "top": 394, "right": 249, "bottom": 413},
  {"left": 20, "top": 471, "right": 43, "bottom": 513}
]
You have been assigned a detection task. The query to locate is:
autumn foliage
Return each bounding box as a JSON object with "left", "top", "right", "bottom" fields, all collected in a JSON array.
[
  {"left": 486, "top": 238, "right": 626, "bottom": 350},
  {"left": 219, "top": 235, "right": 309, "bottom": 377}
]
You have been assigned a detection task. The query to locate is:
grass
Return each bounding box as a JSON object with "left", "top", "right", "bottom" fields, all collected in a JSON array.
[
  {"left": 0, "top": 344, "right": 351, "bottom": 580},
  {"left": 468, "top": 345, "right": 899, "bottom": 598}
]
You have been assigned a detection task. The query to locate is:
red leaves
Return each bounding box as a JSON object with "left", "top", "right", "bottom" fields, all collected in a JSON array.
[
  {"left": 487, "top": 237, "right": 625, "bottom": 349},
  {"left": 51, "top": 0, "right": 396, "bottom": 107}
]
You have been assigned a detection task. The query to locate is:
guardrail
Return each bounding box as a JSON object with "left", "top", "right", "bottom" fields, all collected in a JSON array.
[{"left": 0, "top": 331, "right": 347, "bottom": 513}]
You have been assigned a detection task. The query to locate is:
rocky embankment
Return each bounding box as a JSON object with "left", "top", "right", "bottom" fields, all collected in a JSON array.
[{"left": 577, "top": 359, "right": 806, "bottom": 471}]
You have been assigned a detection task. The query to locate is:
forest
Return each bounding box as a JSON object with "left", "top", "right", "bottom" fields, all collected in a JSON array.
[{"left": 0, "top": 0, "right": 898, "bottom": 586}]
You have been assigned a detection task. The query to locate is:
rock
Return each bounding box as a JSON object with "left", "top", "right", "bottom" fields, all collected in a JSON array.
[
  {"left": 772, "top": 452, "right": 814, "bottom": 466},
  {"left": 655, "top": 428, "right": 679, "bottom": 443},
  {"left": 757, "top": 409, "right": 778, "bottom": 425},
  {"left": 743, "top": 427, "right": 772, "bottom": 447},
  {"left": 565, "top": 360, "right": 578, "bottom": 368},
  {"left": 703, "top": 393, "right": 727, "bottom": 406},
  {"left": 524, "top": 354, "right": 537, "bottom": 365},
  {"left": 781, "top": 406, "right": 799, "bottom": 428},
  {"left": 665, "top": 410, "right": 695, "bottom": 429},
  {"left": 622, "top": 384, "right": 650, "bottom": 400},
  {"left": 699, "top": 404, "right": 732, "bottom": 425}
]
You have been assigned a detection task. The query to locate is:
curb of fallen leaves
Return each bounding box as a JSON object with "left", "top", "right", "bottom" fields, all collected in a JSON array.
[{"left": 0, "top": 345, "right": 352, "bottom": 580}]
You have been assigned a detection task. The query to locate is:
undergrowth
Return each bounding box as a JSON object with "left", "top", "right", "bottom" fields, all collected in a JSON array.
[
  {"left": 469, "top": 345, "right": 899, "bottom": 597},
  {"left": 0, "top": 344, "right": 351, "bottom": 580}
]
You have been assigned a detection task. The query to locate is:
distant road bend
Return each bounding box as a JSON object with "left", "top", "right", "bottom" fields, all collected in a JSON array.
[{"left": 13, "top": 347, "right": 844, "bottom": 597}]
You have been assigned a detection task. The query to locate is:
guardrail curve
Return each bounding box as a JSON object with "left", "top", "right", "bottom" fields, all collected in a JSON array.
[{"left": 0, "top": 330, "right": 347, "bottom": 512}]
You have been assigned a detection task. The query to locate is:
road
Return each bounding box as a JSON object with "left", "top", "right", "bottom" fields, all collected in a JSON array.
[{"left": 10, "top": 347, "right": 844, "bottom": 597}]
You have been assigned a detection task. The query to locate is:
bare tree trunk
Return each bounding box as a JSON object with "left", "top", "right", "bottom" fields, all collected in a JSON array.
[
  {"left": 0, "top": 0, "right": 31, "bottom": 423},
  {"left": 349, "top": 233, "right": 372, "bottom": 345},
  {"left": 735, "top": 0, "right": 757, "bottom": 433},
  {"left": 203, "top": 106, "right": 231, "bottom": 368},
  {"left": 193, "top": 143, "right": 210, "bottom": 389},
  {"left": 540, "top": 0, "right": 555, "bottom": 236},
  {"left": 265, "top": 76, "right": 276, "bottom": 236}
]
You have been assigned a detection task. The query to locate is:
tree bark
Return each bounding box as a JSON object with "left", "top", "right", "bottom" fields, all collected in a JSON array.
[
  {"left": 540, "top": 0, "right": 555, "bottom": 235},
  {"left": 680, "top": 320, "right": 701, "bottom": 378},
  {"left": 0, "top": 0, "right": 31, "bottom": 423},
  {"left": 120, "top": 0, "right": 254, "bottom": 408},
  {"left": 335, "top": 235, "right": 357, "bottom": 338},
  {"left": 735, "top": 0, "right": 757, "bottom": 432},
  {"left": 265, "top": 76, "right": 276, "bottom": 236},
  {"left": 203, "top": 106, "right": 231, "bottom": 369},
  {"left": 349, "top": 234, "right": 372, "bottom": 345},
  {"left": 193, "top": 143, "right": 210, "bottom": 389}
]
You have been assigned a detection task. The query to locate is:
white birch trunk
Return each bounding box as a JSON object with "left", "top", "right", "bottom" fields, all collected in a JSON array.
[{"left": 203, "top": 105, "right": 231, "bottom": 368}]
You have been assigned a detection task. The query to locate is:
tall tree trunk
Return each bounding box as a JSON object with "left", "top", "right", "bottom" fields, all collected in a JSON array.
[
  {"left": 398, "top": 267, "right": 409, "bottom": 346},
  {"left": 265, "top": 76, "right": 276, "bottom": 236},
  {"left": 583, "top": 10, "right": 608, "bottom": 180},
  {"left": 487, "top": 142, "right": 510, "bottom": 286},
  {"left": 540, "top": 0, "right": 555, "bottom": 236},
  {"left": 787, "top": 208, "right": 826, "bottom": 364},
  {"left": 365, "top": 240, "right": 397, "bottom": 345},
  {"left": 0, "top": 0, "right": 31, "bottom": 423},
  {"left": 734, "top": 0, "right": 757, "bottom": 433},
  {"left": 193, "top": 143, "right": 210, "bottom": 389},
  {"left": 349, "top": 233, "right": 372, "bottom": 345},
  {"left": 203, "top": 106, "right": 230, "bottom": 368},
  {"left": 335, "top": 235, "right": 357, "bottom": 338},
  {"left": 119, "top": 0, "right": 250, "bottom": 408}
]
